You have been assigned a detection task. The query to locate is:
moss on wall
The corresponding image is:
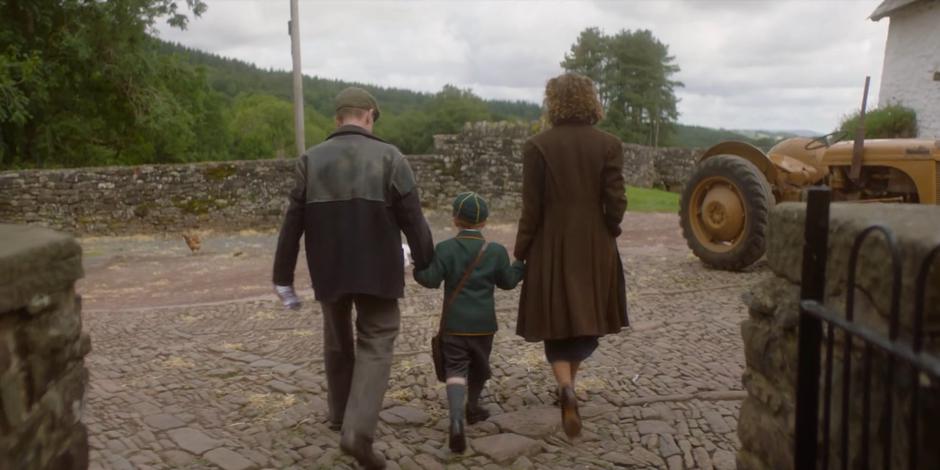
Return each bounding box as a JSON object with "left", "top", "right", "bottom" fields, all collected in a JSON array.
[{"left": 203, "top": 165, "right": 237, "bottom": 181}]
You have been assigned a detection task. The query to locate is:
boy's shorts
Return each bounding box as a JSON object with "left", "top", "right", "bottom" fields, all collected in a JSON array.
[{"left": 441, "top": 334, "right": 494, "bottom": 381}]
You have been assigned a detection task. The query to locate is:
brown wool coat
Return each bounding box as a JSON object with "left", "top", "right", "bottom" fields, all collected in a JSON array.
[{"left": 514, "top": 123, "right": 629, "bottom": 341}]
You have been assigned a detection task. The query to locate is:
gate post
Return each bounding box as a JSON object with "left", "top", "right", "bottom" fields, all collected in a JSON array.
[{"left": 795, "top": 187, "right": 831, "bottom": 469}]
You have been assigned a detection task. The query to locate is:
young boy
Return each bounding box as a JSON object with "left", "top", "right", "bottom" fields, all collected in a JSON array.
[{"left": 414, "top": 192, "right": 524, "bottom": 453}]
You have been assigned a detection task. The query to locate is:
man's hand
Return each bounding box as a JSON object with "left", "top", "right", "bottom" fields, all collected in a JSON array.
[{"left": 275, "top": 285, "right": 302, "bottom": 310}]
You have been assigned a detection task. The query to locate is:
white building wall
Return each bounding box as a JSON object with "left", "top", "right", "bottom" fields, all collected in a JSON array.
[{"left": 878, "top": 1, "right": 940, "bottom": 138}]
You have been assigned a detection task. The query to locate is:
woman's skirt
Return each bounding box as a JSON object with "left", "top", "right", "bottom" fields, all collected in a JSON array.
[{"left": 543, "top": 336, "right": 599, "bottom": 363}]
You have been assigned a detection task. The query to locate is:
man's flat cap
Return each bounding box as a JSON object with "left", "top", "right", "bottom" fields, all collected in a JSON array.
[{"left": 334, "top": 87, "right": 381, "bottom": 121}]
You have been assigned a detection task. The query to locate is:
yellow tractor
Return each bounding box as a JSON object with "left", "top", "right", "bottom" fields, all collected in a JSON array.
[{"left": 679, "top": 80, "right": 939, "bottom": 270}]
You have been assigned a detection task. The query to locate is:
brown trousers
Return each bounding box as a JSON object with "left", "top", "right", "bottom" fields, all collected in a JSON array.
[{"left": 321, "top": 294, "right": 400, "bottom": 440}]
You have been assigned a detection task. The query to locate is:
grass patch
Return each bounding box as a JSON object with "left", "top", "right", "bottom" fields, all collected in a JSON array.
[{"left": 626, "top": 186, "right": 679, "bottom": 213}]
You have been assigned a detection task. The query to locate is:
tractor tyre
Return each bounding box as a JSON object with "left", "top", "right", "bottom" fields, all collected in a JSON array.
[{"left": 679, "top": 155, "right": 774, "bottom": 271}]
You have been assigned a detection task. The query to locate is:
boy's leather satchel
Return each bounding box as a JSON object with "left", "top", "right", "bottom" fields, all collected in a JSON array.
[{"left": 431, "top": 242, "right": 489, "bottom": 382}]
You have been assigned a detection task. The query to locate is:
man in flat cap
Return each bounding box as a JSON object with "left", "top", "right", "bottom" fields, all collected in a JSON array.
[{"left": 273, "top": 87, "right": 434, "bottom": 469}]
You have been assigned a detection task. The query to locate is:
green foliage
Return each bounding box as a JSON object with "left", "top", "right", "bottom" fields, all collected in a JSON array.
[
  {"left": 379, "top": 85, "right": 491, "bottom": 152},
  {"left": 228, "top": 94, "right": 294, "bottom": 160},
  {"left": 168, "top": 40, "right": 540, "bottom": 155},
  {"left": 0, "top": 0, "right": 214, "bottom": 168},
  {"left": 837, "top": 105, "right": 917, "bottom": 139},
  {"left": 562, "top": 28, "right": 683, "bottom": 147},
  {"left": 1, "top": 18, "right": 542, "bottom": 169},
  {"left": 626, "top": 186, "right": 679, "bottom": 213}
]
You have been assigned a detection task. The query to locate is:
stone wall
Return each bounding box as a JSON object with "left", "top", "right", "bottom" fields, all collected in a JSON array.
[
  {"left": 0, "top": 159, "right": 293, "bottom": 235},
  {"left": 622, "top": 143, "right": 699, "bottom": 191},
  {"left": 419, "top": 121, "right": 531, "bottom": 211},
  {"left": 0, "top": 122, "right": 700, "bottom": 235},
  {"left": 0, "top": 224, "right": 91, "bottom": 469},
  {"left": 737, "top": 203, "right": 940, "bottom": 470}
]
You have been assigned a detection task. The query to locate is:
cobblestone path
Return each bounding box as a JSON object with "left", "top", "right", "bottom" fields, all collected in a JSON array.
[{"left": 81, "top": 213, "right": 768, "bottom": 469}]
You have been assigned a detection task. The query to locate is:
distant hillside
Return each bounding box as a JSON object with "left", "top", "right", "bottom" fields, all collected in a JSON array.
[
  {"left": 733, "top": 129, "right": 819, "bottom": 139},
  {"left": 160, "top": 42, "right": 801, "bottom": 154},
  {"left": 158, "top": 41, "right": 542, "bottom": 124},
  {"left": 671, "top": 124, "right": 804, "bottom": 151}
]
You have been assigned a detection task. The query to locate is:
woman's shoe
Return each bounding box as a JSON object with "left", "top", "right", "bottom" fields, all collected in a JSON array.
[
  {"left": 559, "top": 385, "right": 582, "bottom": 438},
  {"left": 449, "top": 418, "right": 467, "bottom": 453}
]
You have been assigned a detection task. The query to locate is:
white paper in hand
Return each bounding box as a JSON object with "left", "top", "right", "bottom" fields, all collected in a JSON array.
[{"left": 402, "top": 244, "right": 413, "bottom": 269}]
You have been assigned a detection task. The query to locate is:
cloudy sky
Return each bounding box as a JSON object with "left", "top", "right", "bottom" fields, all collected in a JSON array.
[{"left": 156, "top": 0, "right": 890, "bottom": 133}]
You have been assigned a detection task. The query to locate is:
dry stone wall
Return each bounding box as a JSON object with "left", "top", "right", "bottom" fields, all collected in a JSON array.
[
  {"left": 622, "top": 143, "right": 699, "bottom": 191},
  {"left": 0, "top": 122, "right": 700, "bottom": 235},
  {"left": 0, "top": 224, "right": 91, "bottom": 469},
  {"left": 418, "top": 121, "right": 530, "bottom": 211},
  {"left": 737, "top": 203, "right": 940, "bottom": 470}
]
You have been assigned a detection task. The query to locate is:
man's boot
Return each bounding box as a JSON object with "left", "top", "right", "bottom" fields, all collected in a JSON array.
[
  {"left": 465, "top": 402, "right": 490, "bottom": 425},
  {"left": 339, "top": 432, "right": 386, "bottom": 469},
  {"left": 466, "top": 377, "right": 490, "bottom": 424}
]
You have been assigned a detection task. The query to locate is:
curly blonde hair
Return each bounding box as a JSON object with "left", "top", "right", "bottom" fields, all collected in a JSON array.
[{"left": 543, "top": 73, "right": 604, "bottom": 126}]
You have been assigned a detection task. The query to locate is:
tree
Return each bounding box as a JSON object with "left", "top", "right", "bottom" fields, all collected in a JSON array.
[
  {"left": 228, "top": 94, "right": 294, "bottom": 160},
  {"left": 561, "top": 27, "right": 608, "bottom": 105},
  {"left": 227, "top": 94, "right": 333, "bottom": 160},
  {"left": 0, "top": 0, "right": 207, "bottom": 168},
  {"left": 0, "top": 13, "right": 545, "bottom": 169},
  {"left": 376, "top": 85, "right": 491, "bottom": 154},
  {"left": 561, "top": 28, "right": 683, "bottom": 147}
]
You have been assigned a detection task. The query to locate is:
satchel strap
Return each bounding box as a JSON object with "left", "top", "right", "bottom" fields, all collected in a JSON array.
[{"left": 438, "top": 242, "right": 489, "bottom": 334}]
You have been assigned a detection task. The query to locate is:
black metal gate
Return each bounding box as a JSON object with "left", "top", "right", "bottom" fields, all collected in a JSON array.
[{"left": 794, "top": 187, "right": 940, "bottom": 470}]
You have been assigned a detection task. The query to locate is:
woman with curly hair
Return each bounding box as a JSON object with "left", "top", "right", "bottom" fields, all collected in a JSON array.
[{"left": 513, "top": 72, "right": 629, "bottom": 438}]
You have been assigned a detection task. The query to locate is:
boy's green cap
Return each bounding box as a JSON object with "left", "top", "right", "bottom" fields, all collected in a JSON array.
[
  {"left": 453, "top": 192, "right": 489, "bottom": 225},
  {"left": 334, "top": 87, "right": 381, "bottom": 122}
]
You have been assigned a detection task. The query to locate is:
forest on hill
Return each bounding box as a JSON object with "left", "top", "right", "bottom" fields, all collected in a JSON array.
[
  {"left": 672, "top": 124, "right": 780, "bottom": 150},
  {"left": 0, "top": 0, "right": 540, "bottom": 169},
  {"left": 0, "top": 0, "right": 782, "bottom": 170},
  {"left": 160, "top": 41, "right": 542, "bottom": 158}
]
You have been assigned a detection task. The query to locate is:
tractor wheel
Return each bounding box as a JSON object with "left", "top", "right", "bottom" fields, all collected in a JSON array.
[{"left": 679, "top": 155, "right": 774, "bottom": 271}]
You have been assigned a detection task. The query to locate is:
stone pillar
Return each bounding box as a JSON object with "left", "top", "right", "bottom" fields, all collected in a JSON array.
[
  {"left": 737, "top": 203, "right": 940, "bottom": 470},
  {"left": 0, "top": 224, "right": 91, "bottom": 469}
]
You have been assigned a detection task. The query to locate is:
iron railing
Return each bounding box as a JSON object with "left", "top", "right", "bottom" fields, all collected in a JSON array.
[{"left": 795, "top": 187, "right": 940, "bottom": 470}]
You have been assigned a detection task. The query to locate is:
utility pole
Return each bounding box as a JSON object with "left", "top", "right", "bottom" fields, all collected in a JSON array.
[{"left": 289, "top": 0, "right": 305, "bottom": 157}]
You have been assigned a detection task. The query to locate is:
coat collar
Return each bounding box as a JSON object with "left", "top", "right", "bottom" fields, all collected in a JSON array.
[
  {"left": 551, "top": 118, "right": 594, "bottom": 127},
  {"left": 326, "top": 125, "right": 387, "bottom": 143},
  {"left": 456, "top": 229, "right": 485, "bottom": 241}
]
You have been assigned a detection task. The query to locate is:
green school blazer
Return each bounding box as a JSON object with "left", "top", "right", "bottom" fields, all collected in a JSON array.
[{"left": 414, "top": 230, "right": 525, "bottom": 334}]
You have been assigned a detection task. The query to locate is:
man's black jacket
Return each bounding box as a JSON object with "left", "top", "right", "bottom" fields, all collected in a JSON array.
[{"left": 272, "top": 125, "right": 434, "bottom": 302}]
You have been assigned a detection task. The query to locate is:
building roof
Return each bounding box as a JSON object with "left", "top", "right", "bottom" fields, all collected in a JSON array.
[{"left": 870, "top": 0, "right": 933, "bottom": 20}]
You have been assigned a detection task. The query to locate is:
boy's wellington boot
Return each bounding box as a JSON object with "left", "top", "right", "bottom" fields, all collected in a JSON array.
[
  {"left": 446, "top": 383, "right": 468, "bottom": 452},
  {"left": 449, "top": 418, "right": 467, "bottom": 453}
]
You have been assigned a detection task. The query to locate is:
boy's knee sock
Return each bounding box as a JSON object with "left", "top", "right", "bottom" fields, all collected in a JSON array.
[{"left": 446, "top": 384, "right": 466, "bottom": 421}]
